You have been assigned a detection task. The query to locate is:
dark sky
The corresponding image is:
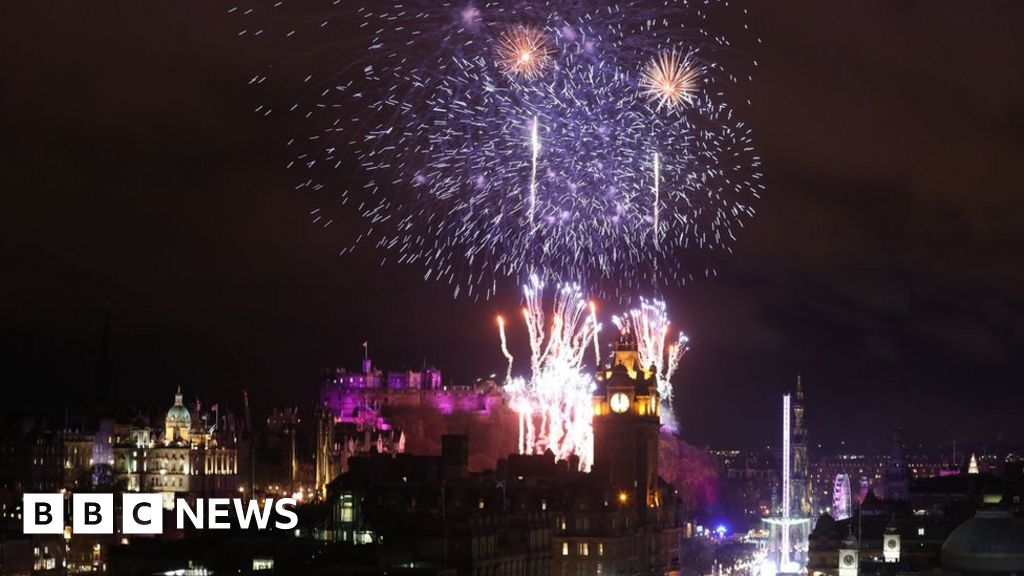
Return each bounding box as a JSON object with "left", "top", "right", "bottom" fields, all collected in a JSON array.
[{"left": 2, "top": 1, "right": 1022, "bottom": 451}]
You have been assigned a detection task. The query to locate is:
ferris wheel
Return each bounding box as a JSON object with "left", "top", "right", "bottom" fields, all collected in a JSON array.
[{"left": 833, "top": 474, "right": 853, "bottom": 520}]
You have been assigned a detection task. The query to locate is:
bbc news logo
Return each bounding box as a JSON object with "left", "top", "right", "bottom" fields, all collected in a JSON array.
[{"left": 23, "top": 494, "right": 298, "bottom": 534}]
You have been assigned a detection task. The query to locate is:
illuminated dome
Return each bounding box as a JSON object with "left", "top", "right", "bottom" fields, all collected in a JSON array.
[
  {"left": 942, "top": 509, "right": 1024, "bottom": 573},
  {"left": 164, "top": 387, "right": 191, "bottom": 442}
]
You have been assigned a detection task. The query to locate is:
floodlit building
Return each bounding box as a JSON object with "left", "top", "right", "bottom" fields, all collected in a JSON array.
[
  {"left": 322, "top": 334, "right": 686, "bottom": 576},
  {"left": 113, "top": 387, "right": 239, "bottom": 505}
]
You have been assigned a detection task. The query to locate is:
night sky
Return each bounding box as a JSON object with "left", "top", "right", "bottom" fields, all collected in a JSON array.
[{"left": 2, "top": 1, "right": 1022, "bottom": 451}]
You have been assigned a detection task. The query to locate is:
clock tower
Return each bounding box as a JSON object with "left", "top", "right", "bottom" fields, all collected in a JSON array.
[
  {"left": 592, "top": 333, "right": 661, "bottom": 512},
  {"left": 839, "top": 533, "right": 859, "bottom": 576},
  {"left": 883, "top": 523, "right": 901, "bottom": 563}
]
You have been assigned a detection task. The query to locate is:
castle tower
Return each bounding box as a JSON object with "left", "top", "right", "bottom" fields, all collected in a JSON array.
[
  {"left": 592, "top": 333, "right": 661, "bottom": 512},
  {"left": 791, "top": 376, "right": 812, "bottom": 516}
]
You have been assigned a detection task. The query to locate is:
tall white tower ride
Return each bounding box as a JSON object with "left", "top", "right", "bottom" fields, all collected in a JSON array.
[{"left": 763, "top": 393, "right": 810, "bottom": 575}]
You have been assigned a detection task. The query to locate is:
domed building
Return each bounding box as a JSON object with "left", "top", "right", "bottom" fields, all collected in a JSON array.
[
  {"left": 164, "top": 386, "right": 192, "bottom": 444},
  {"left": 942, "top": 509, "right": 1024, "bottom": 573},
  {"left": 113, "top": 387, "right": 239, "bottom": 504}
]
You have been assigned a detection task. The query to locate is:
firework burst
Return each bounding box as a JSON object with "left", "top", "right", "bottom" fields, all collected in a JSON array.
[
  {"left": 230, "top": 1, "right": 763, "bottom": 298},
  {"left": 497, "top": 25, "right": 554, "bottom": 81},
  {"left": 641, "top": 50, "right": 703, "bottom": 111}
]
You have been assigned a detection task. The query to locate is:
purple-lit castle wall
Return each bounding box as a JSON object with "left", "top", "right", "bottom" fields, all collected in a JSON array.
[
  {"left": 319, "top": 361, "right": 518, "bottom": 470},
  {"left": 321, "top": 364, "right": 501, "bottom": 419}
]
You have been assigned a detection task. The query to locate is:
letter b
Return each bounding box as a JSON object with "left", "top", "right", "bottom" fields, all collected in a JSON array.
[
  {"left": 23, "top": 494, "right": 63, "bottom": 534},
  {"left": 73, "top": 494, "right": 113, "bottom": 534},
  {"left": 38, "top": 503, "right": 53, "bottom": 525}
]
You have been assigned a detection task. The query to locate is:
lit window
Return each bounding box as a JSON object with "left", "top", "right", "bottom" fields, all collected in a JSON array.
[
  {"left": 918, "top": 528, "right": 925, "bottom": 536},
  {"left": 598, "top": 543, "right": 604, "bottom": 556},
  {"left": 562, "top": 542, "right": 569, "bottom": 556}
]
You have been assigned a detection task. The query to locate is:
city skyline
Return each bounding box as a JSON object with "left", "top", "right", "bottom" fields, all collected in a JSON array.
[{"left": 2, "top": 0, "right": 1023, "bottom": 452}]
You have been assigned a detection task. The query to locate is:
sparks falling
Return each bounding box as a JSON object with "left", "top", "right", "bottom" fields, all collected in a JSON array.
[
  {"left": 501, "top": 276, "right": 597, "bottom": 470},
  {"left": 652, "top": 151, "right": 661, "bottom": 249},
  {"left": 529, "top": 116, "right": 541, "bottom": 229},
  {"left": 613, "top": 298, "right": 689, "bottom": 425}
]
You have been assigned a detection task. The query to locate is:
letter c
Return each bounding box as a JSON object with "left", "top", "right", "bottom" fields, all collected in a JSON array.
[{"left": 133, "top": 501, "right": 153, "bottom": 526}]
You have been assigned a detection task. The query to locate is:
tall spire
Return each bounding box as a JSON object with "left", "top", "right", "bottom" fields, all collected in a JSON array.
[
  {"left": 174, "top": 386, "right": 184, "bottom": 406},
  {"left": 791, "top": 375, "right": 811, "bottom": 517}
]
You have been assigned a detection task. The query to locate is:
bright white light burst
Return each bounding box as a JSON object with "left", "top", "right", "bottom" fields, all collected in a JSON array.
[
  {"left": 497, "top": 25, "right": 553, "bottom": 81},
  {"left": 613, "top": 298, "right": 688, "bottom": 426},
  {"left": 641, "top": 50, "right": 702, "bottom": 111},
  {"left": 501, "top": 276, "right": 597, "bottom": 470}
]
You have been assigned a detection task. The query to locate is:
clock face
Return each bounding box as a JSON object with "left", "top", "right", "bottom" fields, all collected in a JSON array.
[
  {"left": 843, "top": 554, "right": 855, "bottom": 566},
  {"left": 610, "top": 392, "right": 630, "bottom": 413},
  {"left": 887, "top": 538, "right": 898, "bottom": 549}
]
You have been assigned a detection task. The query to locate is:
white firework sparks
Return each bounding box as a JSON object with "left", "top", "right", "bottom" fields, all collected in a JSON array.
[
  {"left": 497, "top": 25, "right": 553, "bottom": 81},
  {"left": 501, "top": 276, "right": 597, "bottom": 470},
  {"left": 232, "top": 0, "right": 764, "bottom": 298},
  {"left": 613, "top": 298, "right": 689, "bottom": 413},
  {"left": 641, "top": 50, "right": 702, "bottom": 111},
  {"left": 497, "top": 315, "right": 515, "bottom": 383}
]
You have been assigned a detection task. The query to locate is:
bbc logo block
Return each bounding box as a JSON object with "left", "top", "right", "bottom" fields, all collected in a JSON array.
[
  {"left": 72, "top": 493, "right": 114, "bottom": 534},
  {"left": 123, "top": 494, "right": 164, "bottom": 534},
  {"left": 23, "top": 493, "right": 64, "bottom": 534},
  {"left": 24, "top": 493, "right": 162, "bottom": 534},
  {"left": 22, "top": 493, "right": 297, "bottom": 534}
]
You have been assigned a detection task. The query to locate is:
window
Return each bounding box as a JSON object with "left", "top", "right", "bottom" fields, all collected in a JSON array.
[
  {"left": 580, "top": 542, "right": 589, "bottom": 556},
  {"left": 598, "top": 543, "right": 604, "bottom": 557},
  {"left": 918, "top": 527, "right": 925, "bottom": 536},
  {"left": 562, "top": 542, "right": 569, "bottom": 556},
  {"left": 340, "top": 493, "right": 355, "bottom": 523}
]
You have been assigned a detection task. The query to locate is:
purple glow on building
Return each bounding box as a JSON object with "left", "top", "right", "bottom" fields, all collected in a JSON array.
[{"left": 320, "top": 359, "right": 503, "bottom": 423}]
